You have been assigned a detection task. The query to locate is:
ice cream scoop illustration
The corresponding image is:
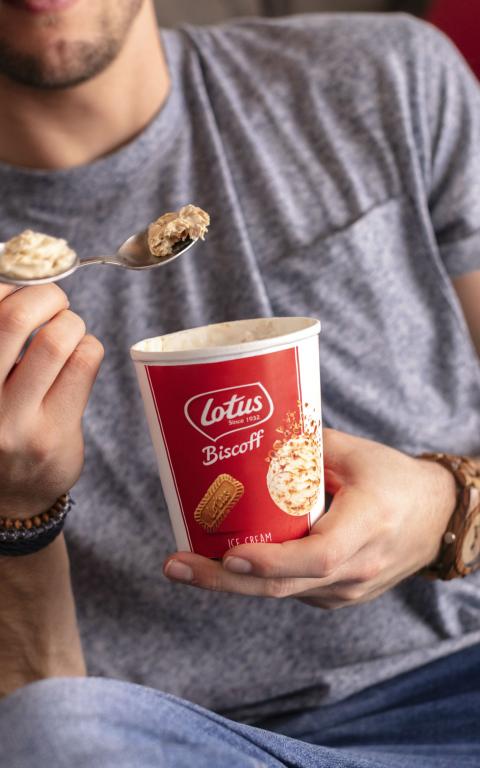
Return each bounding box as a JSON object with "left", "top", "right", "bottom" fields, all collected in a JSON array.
[{"left": 267, "top": 425, "right": 322, "bottom": 516}]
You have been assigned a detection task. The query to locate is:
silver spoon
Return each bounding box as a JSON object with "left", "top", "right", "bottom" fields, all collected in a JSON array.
[{"left": 0, "top": 230, "right": 198, "bottom": 286}]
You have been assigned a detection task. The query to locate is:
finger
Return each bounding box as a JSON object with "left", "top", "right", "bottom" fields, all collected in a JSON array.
[
  {"left": 164, "top": 553, "right": 320, "bottom": 598},
  {"left": 297, "top": 583, "right": 362, "bottom": 610},
  {"left": 44, "top": 334, "right": 104, "bottom": 418},
  {"left": 297, "top": 572, "right": 401, "bottom": 610},
  {"left": 165, "top": 540, "right": 388, "bottom": 599},
  {"left": 322, "top": 427, "right": 366, "bottom": 490},
  {"left": 0, "top": 284, "right": 69, "bottom": 380},
  {"left": 221, "top": 486, "right": 376, "bottom": 579},
  {"left": 0, "top": 284, "right": 18, "bottom": 301},
  {"left": 5, "top": 309, "right": 86, "bottom": 405}
]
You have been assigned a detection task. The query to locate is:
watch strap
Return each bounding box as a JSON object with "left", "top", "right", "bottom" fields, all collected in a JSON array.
[{"left": 419, "top": 454, "right": 480, "bottom": 580}]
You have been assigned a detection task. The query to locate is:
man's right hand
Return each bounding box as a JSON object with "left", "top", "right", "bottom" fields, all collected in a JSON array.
[{"left": 0, "top": 282, "right": 104, "bottom": 520}]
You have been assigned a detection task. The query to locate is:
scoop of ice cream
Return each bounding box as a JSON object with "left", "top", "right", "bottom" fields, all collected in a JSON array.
[
  {"left": 0, "top": 229, "right": 77, "bottom": 279},
  {"left": 267, "top": 435, "right": 322, "bottom": 516},
  {"left": 148, "top": 204, "right": 210, "bottom": 259}
]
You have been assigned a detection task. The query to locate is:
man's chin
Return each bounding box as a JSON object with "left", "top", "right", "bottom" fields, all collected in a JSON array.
[
  {"left": 0, "top": 38, "right": 117, "bottom": 90},
  {"left": 0, "top": 0, "right": 144, "bottom": 90}
]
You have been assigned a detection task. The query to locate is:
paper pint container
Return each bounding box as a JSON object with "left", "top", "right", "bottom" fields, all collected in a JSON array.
[{"left": 131, "top": 317, "right": 324, "bottom": 558}]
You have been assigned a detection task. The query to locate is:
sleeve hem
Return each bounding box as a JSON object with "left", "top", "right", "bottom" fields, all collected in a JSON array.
[{"left": 439, "top": 229, "right": 480, "bottom": 277}]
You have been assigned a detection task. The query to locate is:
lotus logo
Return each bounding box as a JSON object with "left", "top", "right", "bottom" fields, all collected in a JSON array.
[{"left": 184, "top": 383, "right": 274, "bottom": 442}]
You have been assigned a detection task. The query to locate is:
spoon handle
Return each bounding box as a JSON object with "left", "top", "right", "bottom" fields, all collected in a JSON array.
[{"left": 77, "top": 255, "right": 108, "bottom": 267}]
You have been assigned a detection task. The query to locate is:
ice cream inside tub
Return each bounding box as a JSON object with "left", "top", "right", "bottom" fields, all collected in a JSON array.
[{"left": 136, "top": 317, "right": 318, "bottom": 354}]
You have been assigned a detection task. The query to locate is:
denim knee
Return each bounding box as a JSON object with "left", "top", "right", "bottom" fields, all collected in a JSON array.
[{"left": 0, "top": 677, "right": 271, "bottom": 768}]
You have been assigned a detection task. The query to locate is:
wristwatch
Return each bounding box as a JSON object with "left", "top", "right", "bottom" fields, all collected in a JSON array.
[
  {"left": 419, "top": 454, "right": 480, "bottom": 580},
  {"left": 0, "top": 493, "right": 72, "bottom": 557}
]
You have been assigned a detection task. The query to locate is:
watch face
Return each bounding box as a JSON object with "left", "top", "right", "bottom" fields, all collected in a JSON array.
[{"left": 461, "top": 510, "right": 480, "bottom": 569}]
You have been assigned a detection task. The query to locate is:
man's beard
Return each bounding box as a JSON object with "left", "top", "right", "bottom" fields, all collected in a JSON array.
[
  {"left": 0, "top": 38, "right": 119, "bottom": 89},
  {"left": 0, "top": 2, "right": 143, "bottom": 89}
]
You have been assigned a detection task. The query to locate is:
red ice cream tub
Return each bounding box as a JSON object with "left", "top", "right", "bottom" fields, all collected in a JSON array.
[{"left": 131, "top": 317, "right": 324, "bottom": 558}]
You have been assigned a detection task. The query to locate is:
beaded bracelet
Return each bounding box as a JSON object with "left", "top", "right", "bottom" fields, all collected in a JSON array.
[{"left": 0, "top": 493, "right": 73, "bottom": 557}]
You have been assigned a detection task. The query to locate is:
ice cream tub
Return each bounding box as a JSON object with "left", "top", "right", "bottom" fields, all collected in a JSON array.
[{"left": 131, "top": 317, "right": 324, "bottom": 558}]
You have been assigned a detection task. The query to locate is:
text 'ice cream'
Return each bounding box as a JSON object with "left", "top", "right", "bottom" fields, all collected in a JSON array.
[
  {"left": 148, "top": 204, "right": 210, "bottom": 259},
  {"left": 0, "top": 230, "right": 77, "bottom": 280}
]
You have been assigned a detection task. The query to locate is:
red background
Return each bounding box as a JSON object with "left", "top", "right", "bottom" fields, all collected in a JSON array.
[{"left": 428, "top": 0, "right": 480, "bottom": 80}]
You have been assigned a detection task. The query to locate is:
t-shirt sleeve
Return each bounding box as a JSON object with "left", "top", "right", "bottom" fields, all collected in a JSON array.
[{"left": 417, "top": 21, "right": 480, "bottom": 277}]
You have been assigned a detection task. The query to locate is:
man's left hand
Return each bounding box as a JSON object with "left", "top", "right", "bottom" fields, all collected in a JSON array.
[{"left": 164, "top": 429, "right": 457, "bottom": 609}]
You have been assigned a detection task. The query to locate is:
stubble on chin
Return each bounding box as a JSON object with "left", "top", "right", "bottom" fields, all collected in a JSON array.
[{"left": 0, "top": 0, "right": 144, "bottom": 90}]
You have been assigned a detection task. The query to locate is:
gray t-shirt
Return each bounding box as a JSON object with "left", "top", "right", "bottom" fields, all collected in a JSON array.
[{"left": 1, "top": 14, "right": 480, "bottom": 723}]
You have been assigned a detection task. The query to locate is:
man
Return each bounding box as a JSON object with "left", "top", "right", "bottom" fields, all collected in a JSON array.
[{"left": 0, "top": 1, "right": 479, "bottom": 766}]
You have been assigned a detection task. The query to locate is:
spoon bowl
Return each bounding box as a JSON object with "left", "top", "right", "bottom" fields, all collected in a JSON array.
[{"left": 0, "top": 228, "right": 198, "bottom": 287}]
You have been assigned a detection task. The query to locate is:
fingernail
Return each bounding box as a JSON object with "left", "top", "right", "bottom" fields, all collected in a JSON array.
[
  {"left": 223, "top": 556, "right": 252, "bottom": 574},
  {"left": 165, "top": 560, "right": 193, "bottom": 583}
]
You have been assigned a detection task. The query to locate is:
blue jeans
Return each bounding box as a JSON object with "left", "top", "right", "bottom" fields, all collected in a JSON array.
[{"left": 0, "top": 643, "right": 479, "bottom": 768}]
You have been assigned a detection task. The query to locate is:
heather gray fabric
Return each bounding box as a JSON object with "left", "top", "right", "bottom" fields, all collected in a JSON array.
[{"left": 1, "top": 14, "right": 480, "bottom": 723}]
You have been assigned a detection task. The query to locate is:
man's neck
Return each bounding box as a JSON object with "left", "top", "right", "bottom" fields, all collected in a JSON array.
[{"left": 0, "top": 2, "right": 169, "bottom": 170}]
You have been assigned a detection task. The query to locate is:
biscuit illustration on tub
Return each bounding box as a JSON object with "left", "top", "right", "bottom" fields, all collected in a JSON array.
[{"left": 194, "top": 474, "right": 244, "bottom": 532}]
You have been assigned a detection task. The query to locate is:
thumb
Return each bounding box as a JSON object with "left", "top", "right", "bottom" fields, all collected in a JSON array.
[
  {"left": 323, "top": 427, "right": 363, "bottom": 491},
  {"left": 308, "top": 483, "right": 374, "bottom": 570}
]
